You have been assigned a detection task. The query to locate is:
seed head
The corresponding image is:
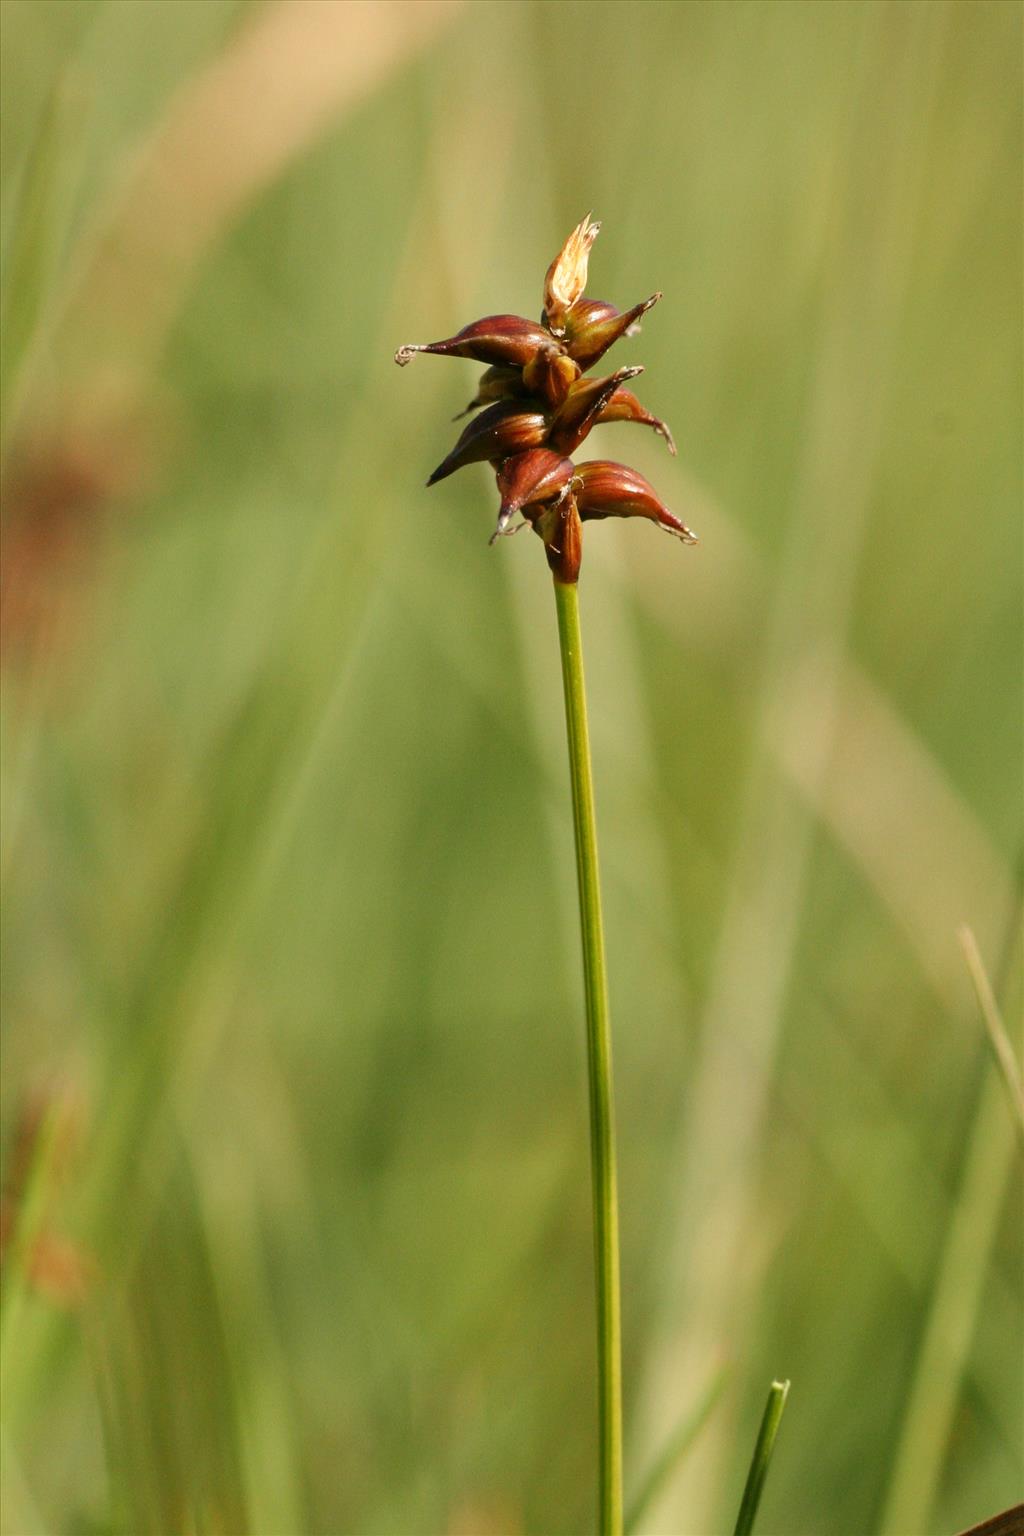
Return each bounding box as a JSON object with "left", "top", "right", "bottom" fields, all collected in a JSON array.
[{"left": 396, "top": 216, "right": 696, "bottom": 583}]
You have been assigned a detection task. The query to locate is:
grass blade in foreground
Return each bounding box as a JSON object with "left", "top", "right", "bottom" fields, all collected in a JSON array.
[
  {"left": 553, "top": 575, "right": 623, "bottom": 1535},
  {"left": 732, "top": 1379, "right": 790, "bottom": 1536}
]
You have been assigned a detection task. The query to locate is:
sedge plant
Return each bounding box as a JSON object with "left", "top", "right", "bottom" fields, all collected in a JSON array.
[{"left": 396, "top": 216, "right": 696, "bottom": 1534}]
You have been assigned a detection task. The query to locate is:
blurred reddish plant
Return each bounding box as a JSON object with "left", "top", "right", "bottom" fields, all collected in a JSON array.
[{"left": 0, "top": 1082, "right": 92, "bottom": 1308}]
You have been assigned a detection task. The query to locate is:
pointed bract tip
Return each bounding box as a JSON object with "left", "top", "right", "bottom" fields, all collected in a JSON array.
[
  {"left": 589, "top": 387, "right": 676, "bottom": 455},
  {"left": 572, "top": 459, "right": 697, "bottom": 549},
  {"left": 661, "top": 519, "right": 699, "bottom": 544}
]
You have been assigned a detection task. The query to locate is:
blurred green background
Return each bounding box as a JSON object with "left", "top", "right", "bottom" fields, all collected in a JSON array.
[{"left": 1, "top": 2, "right": 1021, "bottom": 1533}]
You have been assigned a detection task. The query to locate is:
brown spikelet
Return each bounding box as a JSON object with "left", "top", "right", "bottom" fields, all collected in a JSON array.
[{"left": 396, "top": 217, "right": 695, "bottom": 582}]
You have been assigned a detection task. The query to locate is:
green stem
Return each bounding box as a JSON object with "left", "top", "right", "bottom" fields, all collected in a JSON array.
[
  {"left": 553, "top": 576, "right": 623, "bottom": 1536},
  {"left": 732, "top": 1379, "right": 790, "bottom": 1536}
]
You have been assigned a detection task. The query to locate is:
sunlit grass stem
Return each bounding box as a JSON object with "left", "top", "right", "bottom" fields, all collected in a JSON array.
[
  {"left": 552, "top": 575, "right": 623, "bottom": 1536},
  {"left": 624, "top": 1365, "right": 728, "bottom": 1535}
]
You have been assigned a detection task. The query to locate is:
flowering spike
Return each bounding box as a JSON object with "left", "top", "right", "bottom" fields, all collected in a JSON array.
[
  {"left": 543, "top": 214, "right": 601, "bottom": 337},
  {"left": 573, "top": 460, "right": 697, "bottom": 543},
  {"left": 395, "top": 218, "right": 695, "bottom": 581},
  {"left": 427, "top": 400, "right": 548, "bottom": 486},
  {"left": 564, "top": 294, "right": 661, "bottom": 371},
  {"left": 492, "top": 448, "right": 575, "bottom": 540},
  {"left": 396, "top": 314, "right": 551, "bottom": 370},
  {"left": 593, "top": 387, "right": 676, "bottom": 454},
  {"left": 547, "top": 367, "right": 644, "bottom": 455}
]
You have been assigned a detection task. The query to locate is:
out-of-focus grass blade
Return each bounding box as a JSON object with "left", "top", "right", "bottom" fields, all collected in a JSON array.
[
  {"left": 194, "top": 1136, "right": 307, "bottom": 1536},
  {"left": 0, "top": 1427, "right": 47, "bottom": 1536},
  {"left": 880, "top": 1070, "right": 1018, "bottom": 1536},
  {"left": 880, "top": 902, "right": 1022, "bottom": 1536},
  {"left": 46, "top": 0, "right": 462, "bottom": 391},
  {"left": 731, "top": 1379, "right": 789, "bottom": 1536},
  {"left": 625, "top": 1365, "right": 728, "bottom": 1535},
  {"left": 959, "top": 925, "right": 1024, "bottom": 1145},
  {"left": 0, "top": 1102, "right": 63, "bottom": 1366},
  {"left": 90, "top": 1144, "right": 249, "bottom": 1535},
  {"left": 0, "top": 80, "right": 70, "bottom": 449}
]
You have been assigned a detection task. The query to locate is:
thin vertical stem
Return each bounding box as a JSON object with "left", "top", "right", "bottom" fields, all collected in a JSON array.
[{"left": 553, "top": 575, "right": 623, "bottom": 1536}]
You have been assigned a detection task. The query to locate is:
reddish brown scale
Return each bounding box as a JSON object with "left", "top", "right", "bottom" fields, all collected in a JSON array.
[
  {"left": 493, "top": 449, "right": 575, "bottom": 539},
  {"left": 427, "top": 400, "right": 548, "bottom": 486},
  {"left": 573, "top": 460, "right": 697, "bottom": 543},
  {"left": 396, "top": 314, "right": 552, "bottom": 370},
  {"left": 527, "top": 491, "right": 583, "bottom": 584},
  {"left": 547, "top": 367, "right": 644, "bottom": 455},
  {"left": 563, "top": 294, "right": 661, "bottom": 371}
]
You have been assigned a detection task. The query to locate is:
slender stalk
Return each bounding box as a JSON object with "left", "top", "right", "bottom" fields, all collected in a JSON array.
[
  {"left": 732, "top": 1379, "right": 790, "bottom": 1536},
  {"left": 552, "top": 575, "right": 623, "bottom": 1536}
]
